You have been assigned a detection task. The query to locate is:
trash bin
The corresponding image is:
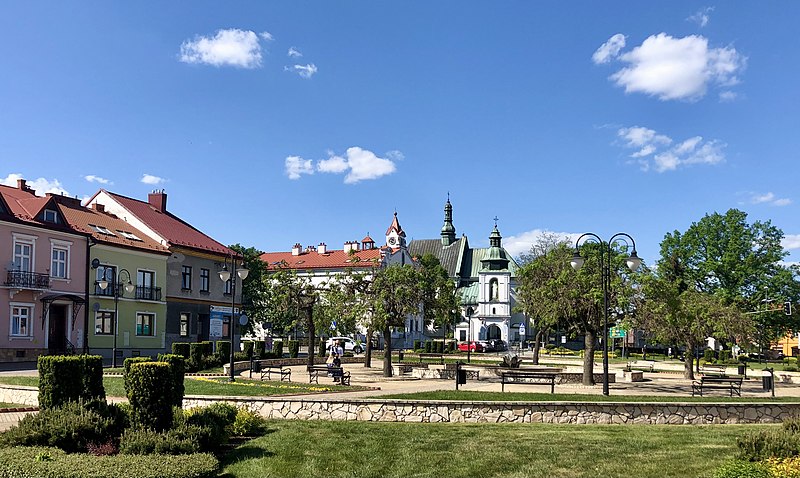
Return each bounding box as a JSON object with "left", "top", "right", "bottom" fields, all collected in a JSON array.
[
  {"left": 457, "top": 369, "right": 467, "bottom": 385},
  {"left": 398, "top": 351, "right": 404, "bottom": 362},
  {"left": 762, "top": 370, "right": 773, "bottom": 391},
  {"left": 737, "top": 364, "right": 746, "bottom": 376},
  {"left": 252, "top": 361, "right": 262, "bottom": 373}
]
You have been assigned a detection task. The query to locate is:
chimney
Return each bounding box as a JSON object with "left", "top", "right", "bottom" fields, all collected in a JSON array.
[
  {"left": 147, "top": 190, "right": 167, "bottom": 212},
  {"left": 318, "top": 243, "right": 327, "bottom": 254},
  {"left": 291, "top": 243, "right": 302, "bottom": 256},
  {"left": 16, "top": 179, "right": 26, "bottom": 190},
  {"left": 91, "top": 203, "right": 105, "bottom": 213}
]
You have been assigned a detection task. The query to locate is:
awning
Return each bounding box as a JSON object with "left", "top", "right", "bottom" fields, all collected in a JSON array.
[{"left": 40, "top": 293, "right": 86, "bottom": 330}]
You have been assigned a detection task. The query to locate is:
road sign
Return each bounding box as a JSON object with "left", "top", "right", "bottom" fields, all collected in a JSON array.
[{"left": 609, "top": 326, "right": 626, "bottom": 339}]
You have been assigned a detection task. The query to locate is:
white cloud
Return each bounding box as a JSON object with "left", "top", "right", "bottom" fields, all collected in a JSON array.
[
  {"left": 1, "top": 173, "right": 70, "bottom": 196},
  {"left": 616, "top": 126, "right": 726, "bottom": 172},
  {"left": 285, "top": 63, "right": 318, "bottom": 79},
  {"left": 84, "top": 175, "right": 111, "bottom": 185},
  {"left": 687, "top": 7, "right": 714, "bottom": 27},
  {"left": 259, "top": 32, "right": 274, "bottom": 42},
  {"left": 782, "top": 235, "right": 800, "bottom": 251},
  {"left": 503, "top": 229, "right": 582, "bottom": 258},
  {"left": 599, "top": 33, "right": 746, "bottom": 102},
  {"left": 140, "top": 174, "right": 166, "bottom": 185},
  {"left": 285, "top": 156, "right": 314, "bottom": 180},
  {"left": 747, "top": 192, "right": 792, "bottom": 207},
  {"left": 592, "top": 34, "right": 626, "bottom": 64},
  {"left": 179, "top": 29, "right": 268, "bottom": 69},
  {"left": 317, "top": 154, "right": 349, "bottom": 174},
  {"left": 287, "top": 47, "right": 303, "bottom": 58},
  {"left": 719, "top": 91, "right": 738, "bottom": 102}
]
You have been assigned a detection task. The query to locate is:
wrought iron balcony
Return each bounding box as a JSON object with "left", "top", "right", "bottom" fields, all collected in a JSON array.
[
  {"left": 94, "top": 282, "right": 120, "bottom": 297},
  {"left": 5, "top": 270, "right": 51, "bottom": 289},
  {"left": 135, "top": 285, "right": 162, "bottom": 301}
]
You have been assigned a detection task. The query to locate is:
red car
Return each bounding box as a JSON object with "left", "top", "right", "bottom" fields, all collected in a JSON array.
[{"left": 457, "top": 341, "right": 484, "bottom": 352}]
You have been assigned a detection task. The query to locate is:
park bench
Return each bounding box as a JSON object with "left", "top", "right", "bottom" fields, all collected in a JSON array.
[
  {"left": 626, "top": 360, "right": 655, "bottom": 372},
  {"left": 500, "top": 370, "right": 557, "bottom": 393},
  {"left": 418, "top": 353, "right": 444, "bottom": 365},
  {"left": 700, "top": 364, "right": 728, "bottom": 376},
  {"left": 308, "top": 364, "right": 351, "bottom": 386},
  {"left": 260, "top": 364, "right": 291, "bottom": 382},
  {"left": 691, "top": 376, "right": 743, "bottom": 397}
]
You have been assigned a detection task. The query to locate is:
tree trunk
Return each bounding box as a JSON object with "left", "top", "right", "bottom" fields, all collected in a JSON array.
[
  {"left": 532, "top": 329, "right": 543, "bottom": 365},
  {"left": 383, "top": 324, "right": 393, "bottom": 377},
  {"left": 684, "top": 341, "right": 695, "bottom": 380},
  {"left": 364, "top": 325, "right": 373, "bottom": 368},
  {"left": 583, "top": 330, "right": 596, "bottom": 386},
  {"left": 305, "top": 307, "right": 315, "bottom": 370}
]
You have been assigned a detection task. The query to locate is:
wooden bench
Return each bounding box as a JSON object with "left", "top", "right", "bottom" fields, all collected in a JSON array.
[
  {"left": 500, "top": 370, "right": 557, "bottom": 393},
  {"left": 692, "top": 376, "right": 742, "bottom": 397},
  {"left": 308, "top": 365, "right": 351, "bottom": 386},
  {"left": 418, "top": 353, "right": 444, "bottom": 365},
  {"left": 700, "top": 364, "right": 728, "bottom": 376},
  {"left": 626, "top": 360, "right": 655, "bottom": 372},
  {"left": 260, "top": 364, "right": 291, "bottom": 382}
]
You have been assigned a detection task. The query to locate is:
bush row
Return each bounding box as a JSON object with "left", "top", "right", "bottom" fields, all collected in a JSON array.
[{"left": 37, "top": 355, "right": 105, "bottom": 410}]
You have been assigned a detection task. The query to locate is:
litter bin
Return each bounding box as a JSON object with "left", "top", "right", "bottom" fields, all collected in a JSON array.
[
  {"left": 762, "top": 369, "right": 774, "bottom": 392},
  {"left": 251, "top": 361, "right": 262, "bottom": 373},
  {"left": 737, "top": 364, "right": 746, "bottom": 376},
  {"left": 398, "top": 351, "right": 404, "bottom": 362},
  {"left": 457, "top": 369, "right": 467, "bottom": 385}
]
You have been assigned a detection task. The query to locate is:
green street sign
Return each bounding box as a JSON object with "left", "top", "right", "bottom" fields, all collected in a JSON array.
[{"left": 609, "top": 327, "right": 626, "bottom": 338}]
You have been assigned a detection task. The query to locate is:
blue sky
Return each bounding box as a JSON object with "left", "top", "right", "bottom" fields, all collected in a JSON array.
[{"left": 1, "top": 2, "right": 798, "bottom": 265}]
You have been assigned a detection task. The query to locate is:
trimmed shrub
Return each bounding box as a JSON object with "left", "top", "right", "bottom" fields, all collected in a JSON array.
[
  {"left": 242, "top": 341, "right": 254, "bottom": 359},
  {"left": 184, "top": 403, "right": 238, "bottom": 451},
  {"left": 37, "top": 355, "right": 105, "bottom": 410},
  {"left": 254, "top": 341, "right": 265, "bottom": 359},
  {"left": 171, "top": 342, "right": 190, "bottom": 359},
  {"left": 156, "top": 354, "right": 186, "bottom": 408},
  {"left": 188, "top": 343, "right": 205, "bottom": 372},
  {"left": 288, "top": 340, "right": 299, "bottom": 358},
  {"left": 119, "top": 427, "right": 201, "bottom": 455},
  {"left": 318, "top": 340, "right": 326, "bottom": 357},
  {"left": 126, "top": 362, "right": 174, "bottom": 431},
  {"left": 424, "top": 341, "right": 432, "bottom": 353},
  {"left": 216, "top": 341, "right": 231, "bottom": 362},
  {"left": 765, "top": 456, "right": 800, "bottom": 478},
  {"left": 263, "top": 351, "right": 279, "bottom": 359},
  {"left": 713, "top": 460, "right": 771, "bottom": 478},
  {"left": 123, "top": 357, "right": 152, "bottom": 394},
  {"left": 413, "top": 340, "right": 421, "bottom": 351},
  {"left": 0, "top": 399, "right": 126, "bottom": 453},
  {"left": 720, "top": 350, "right": 732, "bottom": 362},
  {"left": 233, "top": 352, "right": 249, "bottom": 363},
  {"left": 436, "top": 341, "right": 444, "bottom": 354},
  {"left": 0, "top": 446, "right": 219, "bottom": 478},
  {"left": 704, "top": 348, "right": 716, "bottom": 363},
  {"left": 272, "top": 340, "right": 284, "bottom": 357},
  {"left": 200, "top": 341, "right": 213, "bottom": 357},
  {"left": 231, "top": 407, "right": 267, "bottom": 437}
]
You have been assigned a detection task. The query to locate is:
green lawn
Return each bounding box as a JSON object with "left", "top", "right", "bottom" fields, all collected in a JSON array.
[
  {"left": 0, "top": 403, "right": 25, "bottom": 408},
  {"left": 381, "top": 390, "right": 799, "bottom": 403},
  {"left": 220, "top": 420, "right": 767, "bottom": 478},
  {"left": 0, "top": 376, "right": 363, "bottom": 397}
]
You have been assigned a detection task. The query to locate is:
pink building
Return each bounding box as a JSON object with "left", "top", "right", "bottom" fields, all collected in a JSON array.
[{"left": 0, "top": 180, "right": 88, "bottom": 362}]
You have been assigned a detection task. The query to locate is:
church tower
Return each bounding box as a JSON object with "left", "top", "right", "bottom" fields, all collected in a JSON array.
[
  {"left": 385, "top": 212, "right": 407, "bottom": 249},
  {"left": 440, "top": 196, "right": 457, "bottom": 246},
  {"left": 477, "top": 221, "right": 512, "bottom": 342}
]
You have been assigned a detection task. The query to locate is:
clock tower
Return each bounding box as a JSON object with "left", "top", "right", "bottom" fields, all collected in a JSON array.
[{"left": 385, "top": 212, "right": 407, "bottom": 249}]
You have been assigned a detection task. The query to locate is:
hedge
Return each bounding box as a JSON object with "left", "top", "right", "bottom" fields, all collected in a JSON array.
[
  {"left": 318, "top": 340, "right": 326, "bottom": 357},
  {"left": 156, "top": 354, "right": 186, "bottom": 408},
  {"left": 216, "top": 341, "right": 231, "bottom": 362},
  {"left": 413, "top": 340, "right": 421, "bottom": 351},
  {"left": 126, "top": 362, "right": 174, "bottom": 431},
  {"left": 242, "top": 341, "right": 254, "bottom": 359},
  {"left": 38, "top": 355, "right": 105, "bottom": 410},
  {"left": 171, "top": 342, "right": 190, "bottom": 359},
  {"left": 272, "top": 341, "right": 284, "bottom": 357},
  {"left": 200, "top": 341, "right": 213, "bottom": 357},
  {"left": 288, "top": 340, "right": 299, "bottom": 358},
  {"left": 188, "top": 343, "right": 205, "bottom": 372},
  {"left": 0, "top": 447, "right": 218, "bottom": 478},
  {"left": 253, "top": 341, "right": 265, "bottom": 359},
  {"left": 122, "top": 357, "right": 152, "bottom": 395}
]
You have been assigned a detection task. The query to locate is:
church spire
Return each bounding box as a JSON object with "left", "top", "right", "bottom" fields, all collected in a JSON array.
[{"left": 440, "top": 195, "right": 457, "bottom": 246}]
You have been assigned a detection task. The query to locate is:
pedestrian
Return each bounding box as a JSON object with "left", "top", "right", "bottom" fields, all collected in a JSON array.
[{"left": 336, "top": 341, "right": 344, "bottom": 358}]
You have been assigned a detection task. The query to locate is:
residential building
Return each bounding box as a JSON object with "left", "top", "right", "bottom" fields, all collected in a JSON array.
[
  {"left": 86, "top": 190, "right": 240, "bottom": 352},
  {"left": 0, "top": 180, "right": 89, "bottom": 362},
  {"left": 56, "top": 199, "right": 170, "bottom": 361},
  {"left": 408, "top": 198, "right": 526, "bottom": 345}
]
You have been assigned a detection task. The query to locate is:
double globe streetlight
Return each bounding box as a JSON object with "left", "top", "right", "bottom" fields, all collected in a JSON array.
[
  {"left": 570, "top": 233, "right": 642, "bottom": 396},
  {"left": 92, "top": 259, "right": 135, "bottom": 368},
  {"left": 218, "top": 257, "right": 248, "bottom": 382}
]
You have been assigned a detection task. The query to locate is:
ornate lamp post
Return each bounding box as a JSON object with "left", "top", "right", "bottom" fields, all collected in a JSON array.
[
  {"left": 570, "top": 233, "right": 641, "bottom": 396},
  {"left": 219, "top": 255, "right": 249, "bottom": 382},
  {"left": 466, "top": 306, "right": 474, "bottom": 363},
  {"left": 92, "top": 259, "right": 134, "bottom": 368}
]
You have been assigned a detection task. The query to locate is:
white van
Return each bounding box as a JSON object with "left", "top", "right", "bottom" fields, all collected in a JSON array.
[{"left": 326, "top": 337, "right": 363, "bottom": 354}]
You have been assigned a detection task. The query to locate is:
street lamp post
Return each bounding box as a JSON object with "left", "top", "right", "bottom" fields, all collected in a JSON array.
[
  {"left": 92, "top": 259, "right": 134, "bottom": 368},
  {"left": 219, "top": 255, "right": 249, "bottom": 382},
  {"left": 570, "top": 233, "right": 641, "bottom": 396},
  {"left": 466, "top": 307, "right": 473, "bottom": 363}
]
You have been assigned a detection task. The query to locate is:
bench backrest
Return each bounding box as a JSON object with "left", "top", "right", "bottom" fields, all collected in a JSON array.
[{"left": 701, "top": 376, "right": 741, "bottom": 383}]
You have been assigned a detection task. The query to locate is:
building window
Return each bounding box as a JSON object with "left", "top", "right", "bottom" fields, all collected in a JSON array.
[
  {"left": 136, "top": 270, "right": 156, "bottom": 300},
  {"left": 181, "top": 266, "right": 192, "bottom": 290},
  {"left": 200, "top": 269, "right": 210, "bottom": 292},
  {"left": 43, "top": 209, "right": 59, "bottom": 223},
  {"left": 11, "top": 305, "right": 33, "bottom": 337},
  {"left": 51, "top": 248, "right": 68, "bottom": 279},
  {"left": 95, "top": 311, "right": 114, "bottom": 335},
  {"left": 95, "top": 265, "right": 116, "bottom": 296},
  {"left": 136, "top": 313, "right": 155, "bottom": 336},
  {"left": 459, "top": 330, "right": 467, "bottom": 341},
  {"left": 224, "top": 278, "right": 232, "bottom": 295},
  {"left": 13, "top": 241, "right": 32, "bottom": 272},
  {"left": 180, "top": 313, "right": 190, "bottom": 337}
]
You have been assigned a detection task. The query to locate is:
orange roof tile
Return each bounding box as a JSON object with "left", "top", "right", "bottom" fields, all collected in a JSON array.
[{"left": 260, "top": 247, "right": 382, "bottom": 270}]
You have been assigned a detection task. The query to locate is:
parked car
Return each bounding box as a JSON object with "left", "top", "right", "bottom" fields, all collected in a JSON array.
[
  {"left": 457, "top": 341, "right": 484, "bottom": 353},
  {"left": 326, "top": 337, "right": 363, "bottom": 354},
  {"left": 489, "top": 339, "right": 507, "bottom": 352}
]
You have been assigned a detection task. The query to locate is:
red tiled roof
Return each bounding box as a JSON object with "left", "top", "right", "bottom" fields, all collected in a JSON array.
[
  {"left": 362, "top": 235, "right": 375, "bottom": 243},
  {"left": 57, "top": 201, "right": 169, "bottom": 255},
  {"left": 0, "top": 184, "right": 79, "bottom": 235},
  {"left": 260, "top": 248, "right": 383, "bottom": 270},
  {"left": 385, "top": 212, "right": 405, "bottom": 236},
  {"left": 103, "top": 190, "right": 235, "bottom": 256}
]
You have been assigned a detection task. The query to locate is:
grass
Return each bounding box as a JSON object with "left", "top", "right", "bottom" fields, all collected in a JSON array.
[
  {"left": 219, "top": 420, "right": 767, "bottom": 478},
  {"left": 0, "top": 376, "right": 364, "bottom": 397},
  {"left": 103, "top": 366, "right": 225, "bottom": 374},
  {"left": 380, "top": 390, "right": 799, "bottom": 402},
  {"left": 0, "top": 403, "right": 25, "bottom": 408}
]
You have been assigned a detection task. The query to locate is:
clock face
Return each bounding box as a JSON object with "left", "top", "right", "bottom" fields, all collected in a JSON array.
[{"left": 388, "top": 237, "right": 396, "bottom": 245}]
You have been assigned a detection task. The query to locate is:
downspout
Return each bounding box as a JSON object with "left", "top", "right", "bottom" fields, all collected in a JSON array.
[{"left": 84, "top": 238, "right": 96, "bottom": 354}]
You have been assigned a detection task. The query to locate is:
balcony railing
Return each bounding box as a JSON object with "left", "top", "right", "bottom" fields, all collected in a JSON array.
[
  {"left": 94, "top": 282, "right": 120, "bottom": 297},
  {"left": 5, "top": 271, "right": 51, "bottom": 290},
  {"left": 135, "top": 285, "right": 162, "bottom": 301}
]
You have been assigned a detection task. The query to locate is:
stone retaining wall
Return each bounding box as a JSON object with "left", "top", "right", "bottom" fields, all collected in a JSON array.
[{"left": 3, "top": 384, "right": 798, "bottom": 425}]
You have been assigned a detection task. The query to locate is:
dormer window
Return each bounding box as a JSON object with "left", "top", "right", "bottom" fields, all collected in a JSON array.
[
  {"left": 43, "top": 209, "right": 59, "bottom": 223},
  {"left": 118, "top": 230, "right": 143, "bottom": 241},
  {"left": 90, "top": 225, "right": 116, "bottom": 236}
]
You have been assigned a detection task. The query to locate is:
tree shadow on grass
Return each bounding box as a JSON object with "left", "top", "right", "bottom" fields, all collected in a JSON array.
[{"left": 218, "top": 428, "right": 279, "bottom": 469}]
